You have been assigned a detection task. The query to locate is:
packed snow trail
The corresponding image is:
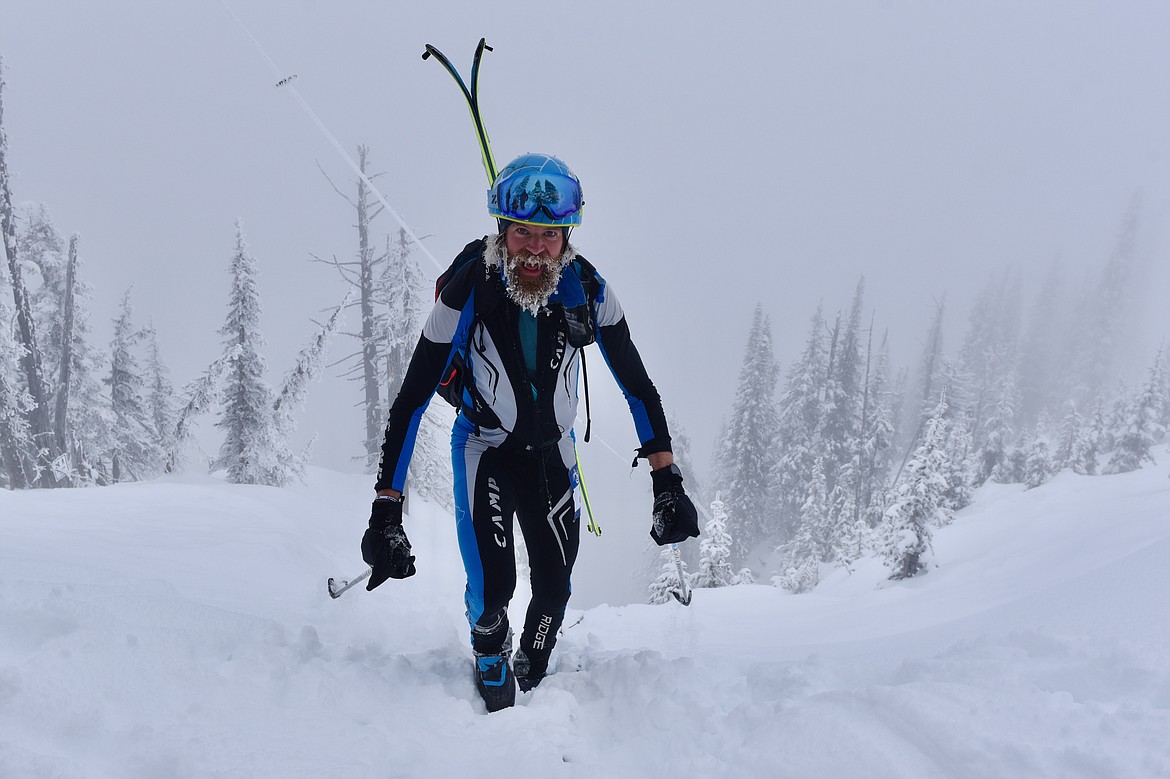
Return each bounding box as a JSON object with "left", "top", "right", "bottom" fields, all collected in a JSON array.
[{"left": 2, "top": 452, "right": 1169, "bottom": 778}]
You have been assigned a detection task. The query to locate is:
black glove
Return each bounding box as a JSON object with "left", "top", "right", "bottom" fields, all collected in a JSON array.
[
  {"left": 361, "top": 496, "right": 416, "bottom": 590},
  {"left": 650, "top": 464, "right": 700, "bottom": 546}
]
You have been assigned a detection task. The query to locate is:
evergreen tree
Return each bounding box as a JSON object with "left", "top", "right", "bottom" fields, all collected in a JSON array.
[
  {"left": 881, "top": 391, "right": 951, "bottom": 579},
  {"left": 941, "top": 419, "right": 974, "bottom": 514},
  {"left": 976, "top": 379, "right": 1017, "bottom": 485},
  {"left": 858, "top": 331, "right": 896, "bottom": 526},
  {"left": 16, "top": 203, "right": 68, "bottom": 377},
  {"left": 1104, "top": 347, "right": 1166, "bottom": 474},
  {"left": 695, "top": 492, "right": 733, "bottom": 588},
  {"left": 211, "top": 221, "right": 282, "bottom": 486},
  {"left": 1022, "top": 413, "right": 1053, "bottom": 489},
  {"left": 667, "top": 411, "right": 705, "bottom": 505},
  {"left": 1069, "top": 194, "right": 1142, "bottom": 406},
  {"left": 821, "top": 280, "right": 866, "bottom": 497},
  {"left": 958, "top": 272, "right": 1022, "bottom": 455},
  {"left": 1017, "top": 260, "right": 1065, "bottom": 427},
  {"left": 1, "top": 61, "right": 60, "bottom": 486},
  {"left": 1100, "top": 381, "right": 1130, "bottom": 456},
  {"left": 711, "top": 303, "right": 780, "bottom": 563},
  {"left": 143, "top": 323, "right": 177, "bottom": 466},
  {"left": 378, "top": 228, "right": 452, "bottom": 508},
  {"left": 378, "top": 228, "right": 428, "bottom": 408},
  {"left": 1053, "top": 401, "right": 1097, "bottom": 476},
  {"left": 106, "top": 289, "right": 163, "bottom": 482},
  {"left": 777, "top": 455, "right": 829, "bottom": 590},
  {"left": 771, "top": 305, "right": 828, "bottom": 537},
  {"left": 1086, "top": 394, "right": 1109, "bottom": 474},
  {"left": 54, "top": 234, "right": 113, "bottom": 486},
  {"left": 0, "top": 273, "right": 32, "bottom": 487}
]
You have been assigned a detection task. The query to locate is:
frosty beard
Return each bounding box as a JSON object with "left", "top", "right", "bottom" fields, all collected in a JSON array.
[{"left": 485, "top": 233, "right": 576, "bottom": 315}]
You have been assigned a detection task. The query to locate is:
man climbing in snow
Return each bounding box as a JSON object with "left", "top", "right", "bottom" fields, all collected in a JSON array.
[{"left": 360, "top": 153, "right": 699, "bottom": 712}]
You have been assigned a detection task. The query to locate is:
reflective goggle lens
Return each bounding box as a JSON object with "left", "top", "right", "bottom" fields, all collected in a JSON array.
[{"left": 492, "top": 172, "right": 582, "bottom": 222}]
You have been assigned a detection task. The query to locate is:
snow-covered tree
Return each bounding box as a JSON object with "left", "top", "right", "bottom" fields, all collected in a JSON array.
[
  {"left": 777, "top": 456, "right": 829, "bottom": 591},
  {"left": 957, "top": 273, "right": 1021, "bottom": 450},
  {"left": 211, "top": 221, "right": 283, "bottom": 486},
  {"left": 940, "top": 418, "right": 974, "bottom": 514},
  {"left": 1, "top": 62, "right": 60, "bottom": 486},
  {"left": 106, "top": 289, "right": 163, "bottom": 482},
  {"left": 167, "top": 358, "right": 229, "bottom": 473},
  {"left": 1067, "top": 194, "right": 1142, "bottom": 407},
  {"left": 1017, "top": 260, "right": 1065, "bottom": 427},
  {"left": 1022, "top": 418, "right": 1053, "bottom": 490},
  {"left": 771, "top": 305, "right": 828, "bottom": 537},
  {"left": 821, "top": 280, "right": 866, "bottom": 497},
  {"left": 379, "top": 228, "right": 452, "bottom": 509},
  {"left": 711, "top": 303, "right": 780, "bottom": 562},
  {"left": 857, "top": 329, "right": 896, "bottom": 527},
  {"left": 53, "top": 235, "right": 113, "bottom": 486},
  {"left": 378, "top": 228, "right": 428, "bottom": 410},
  {"left": 1104, "top": 348, "right": 1166, "bottom": 475},
  {"left": 881, "top": 391, "right": 951, "bottom": 580},
  {"left": 976, "top": 379, "right": 1017, "bottom": 486},
  {"left": 269, "top": 296, "right": 350, "bottom": 485},
  {"left": 0, "top": 273, "right": 32, "bottom": 488},
  {"left": 775, "top": 556, "right": 819, "bottom": 594},
  {"left": 143, "top": 323, "right": 176, "bottom": 466},
  {"left": 695, "top": 492, "right": 733, "bottom": 588}
]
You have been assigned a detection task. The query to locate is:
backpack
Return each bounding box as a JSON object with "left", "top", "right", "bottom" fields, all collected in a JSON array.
[{"left": 433, "top": 238, "right": 600, "bottom": 415}]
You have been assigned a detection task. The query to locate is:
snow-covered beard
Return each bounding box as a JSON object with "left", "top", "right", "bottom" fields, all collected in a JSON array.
[{"left": 484, "top": 233, "right": 577, "bottom": 315}]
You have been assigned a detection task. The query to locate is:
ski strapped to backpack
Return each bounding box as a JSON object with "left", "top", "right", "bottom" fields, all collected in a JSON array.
[{"left": 421, "top": 39, "right": 498, "bottom": 184}]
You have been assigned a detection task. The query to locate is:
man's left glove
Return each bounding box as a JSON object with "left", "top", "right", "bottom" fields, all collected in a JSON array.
[
  {"left": 650, "top": 464, "right": 700, "bottom": 546},
  {"left": 361, "top": 496, "right": 416, "bottom": 590}
]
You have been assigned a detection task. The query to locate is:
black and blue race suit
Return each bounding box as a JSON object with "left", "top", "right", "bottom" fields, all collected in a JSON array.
[{"left": 375, "top": 237, "right": 672, "bottom": 662}]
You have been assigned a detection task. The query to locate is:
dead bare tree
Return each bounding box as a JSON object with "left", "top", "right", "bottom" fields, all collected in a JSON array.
[{"left": 313, "top": 145, "right": 396, "bottom": 471}]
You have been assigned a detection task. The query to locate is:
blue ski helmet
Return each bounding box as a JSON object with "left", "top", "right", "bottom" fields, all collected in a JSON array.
[{"left": 488, "top": 153, "right": 583, "bottom": 228}]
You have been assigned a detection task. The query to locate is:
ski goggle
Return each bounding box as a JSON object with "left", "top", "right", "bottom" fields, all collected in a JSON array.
[{"left": 488, "top": 171, "right": 583, "bottom": 225}]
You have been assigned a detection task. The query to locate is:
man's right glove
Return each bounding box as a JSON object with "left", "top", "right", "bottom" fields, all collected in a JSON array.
[
  {"left": 650, "top": 464, "right": 700, "bottom": 546},
  {"left": 361, "top": 496, "right": 416, "bottom": 590}
]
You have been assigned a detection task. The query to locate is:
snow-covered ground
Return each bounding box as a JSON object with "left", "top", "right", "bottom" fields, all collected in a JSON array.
[{"left": 3, "top": 450, "right": 1169, "bottom": 778}]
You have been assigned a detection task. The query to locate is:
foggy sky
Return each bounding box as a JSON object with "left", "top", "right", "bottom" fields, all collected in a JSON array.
[{"left": 4, "top": 1, "right": 1170, "bottom": 602}]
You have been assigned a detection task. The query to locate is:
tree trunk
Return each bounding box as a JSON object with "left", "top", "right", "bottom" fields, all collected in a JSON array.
[
  {"left": 356, "top": 146, "right": 382, "bottom": 470},
  {"left": 53, "top": 235, "right": 78, "bottom": 467}
]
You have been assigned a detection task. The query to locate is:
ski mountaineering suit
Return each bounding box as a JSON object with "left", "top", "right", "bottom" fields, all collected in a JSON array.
[{"left": 375, "top": 236, "right": 672, "bottom": 662}]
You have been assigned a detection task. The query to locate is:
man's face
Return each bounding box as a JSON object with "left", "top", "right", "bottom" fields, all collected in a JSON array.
[
  {"left": 504, "top": 223, "right": 565, "bottom": 270},
  {"left": 500, "top": 223, "right": 568, "bottom": 313}
]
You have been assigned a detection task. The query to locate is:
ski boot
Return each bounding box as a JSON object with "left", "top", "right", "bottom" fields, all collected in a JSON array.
[
  {"left": 513, "top": 648, "right": 550, "bottom": 692},
  {"left": 473, "top": 653, "right": 516, "bottom": 712}
]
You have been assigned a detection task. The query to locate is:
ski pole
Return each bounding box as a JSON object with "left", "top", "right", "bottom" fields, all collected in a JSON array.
[
  {"left": 327, "top": 567, "right": 372, "bottom": 599},
  {"left": 669, "top": 544, "right": 692, "bottom": 606}
]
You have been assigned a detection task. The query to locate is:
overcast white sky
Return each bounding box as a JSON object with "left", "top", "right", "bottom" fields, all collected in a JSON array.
[{"left": 3, "top": 1, "right": 1169, "bottom": 480}]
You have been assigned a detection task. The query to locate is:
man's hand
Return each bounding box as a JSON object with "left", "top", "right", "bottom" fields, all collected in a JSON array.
[
  {"left": 361, "top": 496, "right": 417, "bottom": 590},
  {"left": 650, "top": 464, "right": 700, "bottom": 546}
]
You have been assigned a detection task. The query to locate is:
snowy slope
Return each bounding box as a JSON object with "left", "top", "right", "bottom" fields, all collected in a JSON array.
[{"left": 2, "top": 450, "right": 1169, "bottom": 779}]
